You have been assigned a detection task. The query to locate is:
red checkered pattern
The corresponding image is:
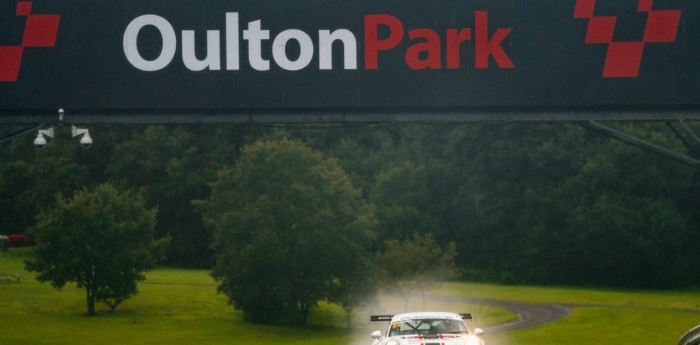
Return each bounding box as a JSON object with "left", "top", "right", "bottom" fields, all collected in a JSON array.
[
  {"left": 574, "top": 0, "right": 680, "bottom": 78},
  {"left": 0, "top": 1, "right": 60, "bottom": 82}
]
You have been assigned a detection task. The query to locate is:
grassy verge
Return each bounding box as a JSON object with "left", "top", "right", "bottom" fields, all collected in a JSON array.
[
  {"left": 1, "top": 248, "right": 698, "bottom": 345},
  {"left": 436, "top": 282, "right": 700, "bottom": 345}
]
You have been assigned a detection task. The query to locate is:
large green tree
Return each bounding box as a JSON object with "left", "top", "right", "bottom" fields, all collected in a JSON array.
[
  {"left": 370, "top": 160, "right": 441, "bottom": 241},
  {"left": 105, "top": 125, "right": 262, "bottom": 267},
  {"left": 105, "top": 126, "right": 213, "bottom": 267},
  {"left": 1, "top": 131, "right": 92, "bottom": 233},
  {"left": 375, "top": 233, "right": 458, "bottom": 309},
  {"left": 199, "top": 138, "right": 376, "bottom": 325},
  {"left": 4, "top": 121, "right": 700, "bottom": 289},
  {"left": 25, "top": 184, "right": 166, "bottom": 315}
]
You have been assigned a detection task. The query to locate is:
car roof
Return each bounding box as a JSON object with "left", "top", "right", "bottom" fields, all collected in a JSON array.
[{"left": 390, "top": 312, "right": 464, "bottom": 322}]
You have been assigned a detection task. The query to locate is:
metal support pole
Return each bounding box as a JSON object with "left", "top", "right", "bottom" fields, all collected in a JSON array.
[
  {"left": 584, "top": 121, "right": 700, "bottom": 169},
  {"left": 666, "top": 121, "right": 700, "bottom": 158},
  {"left": 0, "top": 125, "right": 42, "bottom": 145}
]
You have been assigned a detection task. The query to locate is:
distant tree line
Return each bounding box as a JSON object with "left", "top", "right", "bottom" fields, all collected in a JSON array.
[{"left": 2, "top": 122, "right": 700, "bottom": 293}]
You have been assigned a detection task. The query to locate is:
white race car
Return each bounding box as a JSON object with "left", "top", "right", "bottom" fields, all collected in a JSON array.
[{"left": 370, "top": 312, "right": 485, "bottom": 345}]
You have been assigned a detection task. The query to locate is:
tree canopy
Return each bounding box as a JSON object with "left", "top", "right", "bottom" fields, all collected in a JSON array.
[
  {"left": 375, "top": 233, "right": 458, "bottom": 308},
  {"left": 198, "top": 138, "right": 376, "bottom": 324},
  {"left": 25, "top": 184, "right": 166, "bottom": 315},
  {"left": 3, "top": 122, "right": 700, "bottom": 291}
]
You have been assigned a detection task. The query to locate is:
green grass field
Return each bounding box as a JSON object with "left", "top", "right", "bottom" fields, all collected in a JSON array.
[{"left": 1, "top": 247, "right": 699, "bottom": 345}]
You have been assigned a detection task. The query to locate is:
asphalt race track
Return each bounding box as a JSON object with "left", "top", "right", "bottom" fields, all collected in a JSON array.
[
  {"left": 463, "top": 298, "right": 572, "bottom": 333},
  {"left": 428, "top": 296, "right": 573, "bottom": 333}
]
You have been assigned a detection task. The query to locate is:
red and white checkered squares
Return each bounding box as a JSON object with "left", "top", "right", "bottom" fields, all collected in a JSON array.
[
  {"left": 574, "top": 0, "right": 680, "bottom": 78},
  {"left": 0, "top": 1, "right": 60, "bottom": 82}
]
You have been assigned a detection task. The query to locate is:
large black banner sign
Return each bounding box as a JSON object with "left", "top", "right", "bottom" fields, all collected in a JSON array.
[{"left": 1, "top": 0, "right": 700, "bottom": 122}]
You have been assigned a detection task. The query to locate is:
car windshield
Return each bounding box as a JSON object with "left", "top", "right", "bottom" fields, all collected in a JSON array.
[{"left": 388, "top": 318, "right": 468, "bottom": 336}]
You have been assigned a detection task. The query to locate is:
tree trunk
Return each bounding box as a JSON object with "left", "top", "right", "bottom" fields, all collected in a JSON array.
[
  {"left": 297, "top": 301, "right": 310, "bottom": 325},
  {"left": 86, "top": 288, "right": 96, "bottom": 316},
  {"left": 345, "top": 308, "right": 353, "bottom": 329}
]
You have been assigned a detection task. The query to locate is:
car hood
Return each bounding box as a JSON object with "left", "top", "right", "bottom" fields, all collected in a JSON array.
[{"left": 374, "top": 334, "right": 483, "bottom": 345}]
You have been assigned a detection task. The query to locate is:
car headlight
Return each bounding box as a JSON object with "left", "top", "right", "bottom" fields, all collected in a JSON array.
[{"left": 464, "top": 336, "right": 484, "bottom": 345}]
